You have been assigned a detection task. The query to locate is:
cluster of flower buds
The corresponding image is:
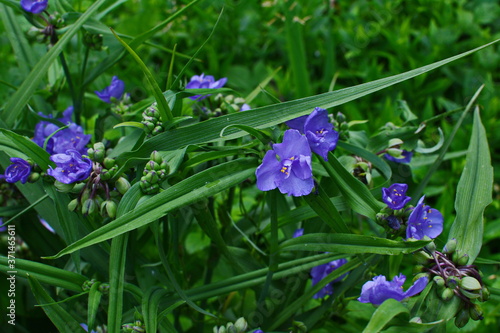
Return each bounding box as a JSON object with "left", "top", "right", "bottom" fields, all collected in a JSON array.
[
  {"left": 81, "top": 279, "right": 109, "bottom": 294},
  {"left": 26, "top": 12, "right": 65, "bottom": 44},
  {"left": 140, "top": 151, "right": 169, "bottom": 195},
  {"left": 65, "top": 142, "right": 130, "bottom": 219},
  {"left": 193, "top": 94, "right": 250, "bottom": 120},
  {"left": 332, "top": 112, "right": 349, "bottom": 140},
  {"left": 122, "top": 320, "right": 145, "bottom": 333},
  {"left": 415, "top": 239, "right": 489, "bottom": 328},
  {"left": 141, "top": 102, "right": 164, "bottom": 137},
  {"left": 212, "top": 317, "right": 248, "bottom": 333},
  {"left": 83, "top": 32, "right": 104, "bottom": 51}
]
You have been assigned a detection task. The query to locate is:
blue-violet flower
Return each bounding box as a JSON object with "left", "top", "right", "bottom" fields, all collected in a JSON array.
[
  {"left": 385, "top": 150, "right": 413, "bottom": 164},
  {"left": 186, "top": 73, "right": 227, "bottom": 100},
  {"left": 95, "top": 76, "right": 125, "bottom": 103},
  {"left": 292, "top": 228, "right": 304, "bottom": 238},
  {"left": 382, "top": 183, "right": 411, "bottom": 210},
  {"left": 358, "top": 273, "right": 428, "bottom": 305},
  {"left": 4, "top": 158, "right": 32, "bottom": 184},
  {"left": 255, "top": 129, "right": 314, "bottom": 197},
  {"left": 47, "top": 150, "right": 92, "bottom": 184},
  {"left": 286, "top": 107, "right": 339, "bottom": 161},
  {"left": 20, "top": 0, "right": 48, "bottom": 14},
  {"left": 311, "top": 258, "right": 348, "bottom": 299},
  {"left": 406, "top": 196, "right": 443, "bottom": 240}
]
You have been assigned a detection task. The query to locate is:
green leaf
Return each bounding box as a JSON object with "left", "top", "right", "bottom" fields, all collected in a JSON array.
[
  {"left": 280, "top": 233, "right": 430, "bottom": 255},
  {"left": 143, "top": 287, "right": 169, "bottom": 333},
  {"left": 27, "top": 275, "right": 86, "bottom": 332},
  {"left": 113, "top": 121, "right": 146, "bottom": 130},
  {"left": 321, "top": 153, "right": 383, "bottom": 219},
  {"left": 110, "top": 28, "right": 173, "bottom": 123},
  {"left": 363, "top": 299, "right": 409, "bottom": 333},
  {"left": 303, "top": 186, "right": 350, "bottom": 233},
  {"left": 44, "top": 158, "right": 257, "bottom": 258},
  {"left": 0, "top": 129, "right": 51, "bottom": 170},
  {"left": 2, "top": 0, "right": 109, "bottom": 127},
  {"left": 449, "top": 108, "right": 493, "bottom": 264},
  {"left": 0, "top": 256, "right": 87, "bottom": 292},
  {"left": 107, "top": 234, "right": 129, "bottom": 333},
  {"left": 87, "top": 282, "right": 102, "bottom": 333},
  {"left": 119, "top": 39, "right": 500, "bottom": 160}
]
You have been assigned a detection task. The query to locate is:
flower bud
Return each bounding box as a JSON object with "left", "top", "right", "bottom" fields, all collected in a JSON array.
[
  {"left": 480, "top": 287, "right": 490, "bottom": 302},
  {"left": 150, "top": 150, "right": 163, "bottom": 164},
  {"left": 98, "top": 283, "right": 110, "bottom": 294},
  {"left": 54, "top": 180, "right": 75, "bottom": 193},
  {"left": 233, "top": 318, "right": 247, "bottom": 332},
  {"left": 292, "top": 320, "right": 307, "bottom": 333},
  {"left": 441, "top": 288, "right": 455, "bottom": 301},
  {"left": 68, "top": 199, "right": 79, "bottom": 212},
  {"left": 152, "top": 125, "right": 164, "bottom": 136},
  {"left": 460, "top": 276, "right": 482, "bottom": 291},
  {"left": 226, "top": 323, "right": 236, "bottom": 333},
  {"left": 103, "top": 157, "right": 116, "bottom": 169},
  {"left": 145, "top": 170, "right": 159, "bottom": 184},
  {"left": 336, "top": 112, "right": 346, "bottom": 123},
  {"left": 340, "top": 122, "right": 349, "bottom": 131},
  {"left": 413, "top": 264, "right": 425, "bottom": 274},
  {"left": 443, "top": 238, "right": 457, "bottom": 254},
  {"left": 92, "top": 142, "right": 106, "bottom": 162},
  {"left": 388, "top": 138, "right": 404, "bottom": 147},
  {"left": 409, "top": 317, "right": 422, "bottom": 324},
  {"left": 413, "top": 250, "right": 432, "bottom": 264},
  {"left": 469, "top": 304, "right": 483, "bottom": 321},
  {"left": 71, "top": 182, "right": 86, "bottom": 193},
  {"left": 145, "top": 160, "right": 160, "bottom": 171},
  {"left": 424, "top": 241, "right": 436, "bottom": 254},
  {"left": 82, "top": 198, "right": 96, "bottom": 215},
  {"left": 457, "top": 253, "right": 469, "bottom": 266},
  {"left": 446, "top": 276, "right": 460, "bottom": 289},
  {"left": 100, "top": 169, "right": 112, "bottom": 181},
  {"left": 115, "top": 177, "right": 131, "bottom": 195},
  {"left": 101, "top": 200, "right": 117, "bottom": 219},
  {"left": 433, "top": 276, "right": 445, "bottom": 288},
  {"left": 454, "top": 308, "right": 470, "bottom": 328},
  {"left": 28, "top": 172, "right": 40, "bottom": 183},
  {"left": 386, "top": 148, "right": 403, "bottom": 158}
]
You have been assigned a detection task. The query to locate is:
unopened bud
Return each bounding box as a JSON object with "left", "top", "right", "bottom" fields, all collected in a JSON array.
[
  {"left": 226, "top": 323, "right": 236, "bottom": 333},
  {"left": 103, "top": 157, "right": 116, "bottom": 169},
  {"left": 446, "top": 276, "right": 460, "bottom": 289},
  {"left": 443, "top": 238, "right": 457, "bottom": 254},
  {"left": 68, "top": 199, "right": 79, "bottom": 212},
  {"left": 460, "top": 276, "right": 482, "bottom": 291},
  {"left": 413, "top": 250, "right": 432, "bottom": 264},
  {"left": 115, "top": 177, "right": 131, "bottom": 195},
  {"left": 433, "top": 276, "right": 445, "bottom": 288},
  {"left": 28, "top": 172, "right": 40, "bottom": 183},
  {"left": 54, "top": 180, "right": 75, "bottom": 193},
  {"left": 480, "top": 287, "right": 490, "bottom": 302},
  {"left": 145, "top": 170, "right": 159, "bottom": 184},
  {"left": 82, "top": 198, "right": 96, "bottom": 215},
  {"left": 441, "top": 288, "right": 454, "bottom": 301},
  {"left": 101, "top": 200, "right": 117, "bottom": 219},
  {"left": 424, "top": 241, "right": 436, "bottom": 254},
  {"left": 454, "top": 308, "right": 470, "bottom": 328},
  {"left": 469, "top": 304, "right": 483, "bottom": 321},
  {"left": 145, "top": 160, "right": 160, "bottom": 171},
  {"left": 233, "top": 318, "right": 247, "bottom": 332},
  {"left": 336, "top": 112, "right": 346, "bottom": 123},
  {"left": 388, "top": 138, "right": 404, "bottom": 147},
  {"left": 150, "top": 150, "right": 163, "bottom": 164},
  {"left": 457, "top": 254, "right": 469, "bottom": 266},
  {"left": 386, "top": 148, "right": 403, "bottom": 158}
]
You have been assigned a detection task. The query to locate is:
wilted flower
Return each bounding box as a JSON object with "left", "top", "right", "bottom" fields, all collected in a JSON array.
[
  {"left": 3, "top": 158, "right": 32, "bottom": 184},
  {"left": 186, "top": 73, "right": 227, "bottom": 100},
  {"left": 382, "top": 183, "right": 411, "bottom": 210},
  {"left": 20, "top": 0, "right": 48, "bottom": 14},
  {"left": 358, "top": 274, "right": 428, "bottom": 305},
  {"left": 255, "top": 129, "right": 314, "bottom": 197},
  {"left": 47, "top": 150, "right": 92, "bottom": 184},
  {"left": 33, "top": 106, "right": 91, "bottom": 155},
  {"left": 95, "top": 76, "right": 125, "bottom": 103},
  {"left": 311, "top": 258, "right": 348, "bottom": 299},
  {"left": 286, "top": 107, "right": 339, "bottom": 161},
  {"left": 406, "top": 196, "right": 443, "bottom": 240},
  {"left": 385, "top": 150, "right": 413, "bottom": 163}
]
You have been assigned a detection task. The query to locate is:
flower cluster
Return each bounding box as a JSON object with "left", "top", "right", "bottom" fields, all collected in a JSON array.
[
  {"left": 358, "top": 273, "right": 428, "bottom": 305},
  {"left": 255, "top": 108, "right": 339, "bottom": 196},
  {"left": 33, "top": 106, "right": 91, "bottom": 155},
  {"left": 141, "top": 102, "right": 165, "bottom": 137},
  {"left": 140, "top": 151, "right": 169, "bottom": 195},
  {"left": 378, "top": 183, "right": 443, "bottom": 240}
]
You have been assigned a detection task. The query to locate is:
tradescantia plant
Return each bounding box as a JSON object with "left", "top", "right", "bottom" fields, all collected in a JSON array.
[{"left": 0, "top": 1, "right": 498, "bottom": 332}]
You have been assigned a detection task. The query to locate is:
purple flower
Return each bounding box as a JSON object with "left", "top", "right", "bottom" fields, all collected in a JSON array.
[
  {"left": 47, "top": 150, "right": 92, "bottom": 184},
  {"left": 358, "top": 273, "right": 428, "bottom": 305},
  {"left": 20, "top": 0, "right": 48, "bottom": 14},
  {"left": 382, "top": 183, "right": 411, "bottom": 210},
  {"left": 286, "top": 107, "right": 339, "bottom": 161},
  {"left": 33, "top": 107, "right": 91, "bottom": 155},
  {"left": 186, "top": 73, "right": 227, "bottom": 100},
  {"left": 385, "top": 150, "right": 413, "bottom": 164},
  {"left": 241, "top": 103, "right": 251, "bottom": 111},
  {"left": 4, "top": 158, "right": 32, "bottom": 184},
  {"left": 255, "top": 129, "right": 314, "bottom": 197},
  {"left": 293, "top": 228, "right": 304, "bottom": 238},
  {"left": 406, "top": 196, "right": 443, "bottom": 240},
  {"left": 95, "top": 76, "right": 125, "bottom": 103},
  {"left": 311, "top": 258, "right": 348, "bottom": 299},
  {"left": 80, "top": 324, "right": 97, "bottom": 333},
  {"left": 0, "top": 219, "right": 6, "bottom": 233},
  {"left": 253, "top": 330, "right": 264, "bottom": 333}
]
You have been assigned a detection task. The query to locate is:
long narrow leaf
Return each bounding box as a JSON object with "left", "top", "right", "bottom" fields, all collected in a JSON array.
[{"left": 448, "top": 108, "right": 493, "bottom": 263}]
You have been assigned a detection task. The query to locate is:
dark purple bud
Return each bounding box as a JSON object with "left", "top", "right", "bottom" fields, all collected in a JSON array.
[
  {"left": 4, "top": 158, "right": 32, "bottom": 184},
  {"left": 20, "top": 0, "right": 48, "bottom": 14}
]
